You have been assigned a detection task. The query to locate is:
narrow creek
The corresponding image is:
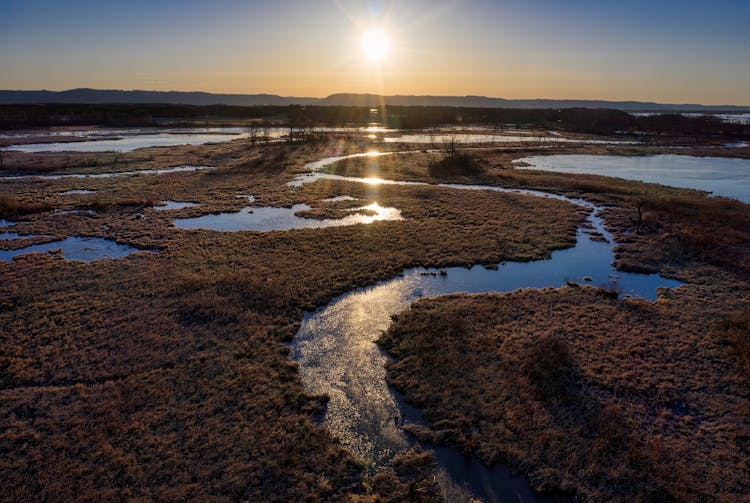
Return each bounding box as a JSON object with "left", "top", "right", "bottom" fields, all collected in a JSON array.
[{"left": 288, "top": 153, "right": 684, "bottom": 502}]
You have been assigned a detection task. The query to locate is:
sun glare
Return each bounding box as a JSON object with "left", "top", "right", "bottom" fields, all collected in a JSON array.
[{"left": 361, "top": 28, "right": 389, "bottom": 63}]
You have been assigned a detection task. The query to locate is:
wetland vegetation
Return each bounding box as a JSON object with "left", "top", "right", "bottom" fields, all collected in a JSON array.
[{"left": 1, "top": 109, "right": 748, "bottom": 501}]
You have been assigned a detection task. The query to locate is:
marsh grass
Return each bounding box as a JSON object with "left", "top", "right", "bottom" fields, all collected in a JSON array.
[
  {"left": 1, "top": 135, "right": 748, "bottom": 501},
  {"left": 522, "top": 335, "right": 575, "bottom": 402},
  {"left": 86, "top": 197, "right": 156, "bottom": 212},
  {"left": 427, "top": 152, "right": 484, "bottom": 178},
  {"left": 0, "top": 195, "right": 53, "bottom": 218},
  {"left": 0, "top": 138, "right": 584, "bottom": 501},
  {"left": 381, "top": 286, "right": 750, "bottom": 501},
  {"left": 329, "top": 146, "right": 750, "bottom": 282},
  {"left": 714, "top": 314, "right": 750, "bottom": 381}
]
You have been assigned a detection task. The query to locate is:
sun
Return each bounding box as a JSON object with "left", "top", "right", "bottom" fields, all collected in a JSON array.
[{"left": 361, "top": 28, "right": 389, "bottom": 63}]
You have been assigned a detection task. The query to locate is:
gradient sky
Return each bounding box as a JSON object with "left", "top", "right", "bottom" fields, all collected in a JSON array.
[{"left": 1, "top": 0, "right": 749, "bottom": 104}]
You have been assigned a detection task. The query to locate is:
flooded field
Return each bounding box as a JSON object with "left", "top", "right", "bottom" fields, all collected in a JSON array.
[
  {"left": 1, "top": 125, "right": 635, "bottom": 153},
  {"left": 0, "top": 235, "right": 149, "bottom": 261},
  {"left": 0, "top": 164, "right": 216, "bottom": 181},
  {"left": 0, "top": 140, "right": 745, "bottom": 502},
  {"left": 515, "top": 154, "right": 750, "bottom": 203},
  {"left": 173, "top": 201, "right": 402, "bottom": 231},
  {"left": 5, "top": 133, "right": 245, "bottom": 153},
  {"left": 383, "top": 133, "right": 635, "bottom": 145}
]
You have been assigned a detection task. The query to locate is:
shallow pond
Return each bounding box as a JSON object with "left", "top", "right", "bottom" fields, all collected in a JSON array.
[
  {"left": 0, "top": 230, "right": 31, "bottom": 240},
  {"left": 173, "top": 201, "right": 401, "bottom": 231},
  {"left": 3, "top": 125, "right": 633, "bottom": 153},
  {"left": 154, "top": 200, "right": 200, "bottom": 211},
  {"left": 514, "top": 154, "right": 750, "bottom": 203},
  {"left": 631, "top": 112, "right": 750, "bottom": 124},
  {"left": 383, "top": 133, "right": 634, "bottom": 145},
  {"left": 1, "top": 126, "right": 384, "bottom": 153},
  {"left": 4, "top": 132, "right": 246, "bottom": 153},
  {"left": 286, "top": 152, "right": 684, "bottom": 502},
  {"left": 0, "top": 165, "right": 215, "bottom": 181},
  {"left": 60, "top": 189, "right": 96, "bottom": 195},
  {"left": 0, "top": 236, "right": 148, "bottom": 261}
]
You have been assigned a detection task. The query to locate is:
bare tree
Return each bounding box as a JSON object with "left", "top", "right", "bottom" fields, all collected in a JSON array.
[
  {"left": 441, "top": 135, "right": 459, "bottom": 158},
  {"left": 630, "top": 191, "right": 649, "bottom": 234},
  {"left": 248, "top": 123, "right": 259, "bottom": 145}
]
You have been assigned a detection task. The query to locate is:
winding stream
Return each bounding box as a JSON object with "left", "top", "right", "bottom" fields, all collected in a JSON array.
[{"left": 288, "top": 153, "right": 684, "bottom": 502}]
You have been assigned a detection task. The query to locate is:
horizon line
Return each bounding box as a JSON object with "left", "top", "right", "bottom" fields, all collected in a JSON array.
[{"left": 2, "top": 87, "right": 749, "bottom": 108}]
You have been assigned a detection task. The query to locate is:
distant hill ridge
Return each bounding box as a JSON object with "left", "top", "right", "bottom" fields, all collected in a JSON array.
[{"left": 0, "top": 88, "right": 747, "bottom": 112}]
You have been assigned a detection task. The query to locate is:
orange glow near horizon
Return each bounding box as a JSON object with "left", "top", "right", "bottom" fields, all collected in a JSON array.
[{"left": 1, "top": 1, "right": 749, "bottom": 105}]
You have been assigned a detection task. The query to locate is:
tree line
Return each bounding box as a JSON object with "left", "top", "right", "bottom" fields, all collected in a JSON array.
[{"left": 1, "top": 103, "right": 747, "bottom": 138}]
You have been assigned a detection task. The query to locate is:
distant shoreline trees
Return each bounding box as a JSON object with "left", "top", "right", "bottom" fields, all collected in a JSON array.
[{"left": 0, "top": 103, "right": 747, "bottom": 140}]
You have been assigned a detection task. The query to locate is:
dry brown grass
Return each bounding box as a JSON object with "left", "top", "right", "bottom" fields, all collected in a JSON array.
[
  {"left": 0, "top": 195, "right": 53, "bottom": 218},
  {"left": 713, "top": 314, "right": 750, "bottom": 383},
  {"left": 0, "top": 138, "right": 585, "bottom": 501},
  {"left": 328, "top": 145, "right": 750, "bottom": 500},
  {"left": 328, "top": 146, "right": 750, "bottom": 283},
  {"left": 2, "top": 135, "right": 747, "bottom": 500},
  {"left": 380, "top": 285, "right": 750, "bottom": 502}
]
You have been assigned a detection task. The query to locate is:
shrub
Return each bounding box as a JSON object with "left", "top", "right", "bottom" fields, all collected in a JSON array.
[
  {"left": 521, "top": 334, "right": 574, "bottom": 402},
  {"left": 427, "top": 153, "right": 484, "bottom": 178}
]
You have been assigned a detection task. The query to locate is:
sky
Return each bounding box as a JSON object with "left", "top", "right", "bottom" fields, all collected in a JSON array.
[{"left": 1, "top": 0, "right": 749, "bottom": 105}]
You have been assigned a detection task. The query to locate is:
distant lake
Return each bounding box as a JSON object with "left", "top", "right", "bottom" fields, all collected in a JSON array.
[
  {"left": 2, "top": 125, "right": 631, "bottom": 153},
  {"left": 630, "top": 112, "right": 750, "bottom": 124},
  {"left": 3, "top": 130, "right": 250, "bottom": 153},
  {"left": 0, "top": 126, "right": 372, "bottom": 153},
  {"left": 514, "top": 154, "right": 750, "bottom": 203},
  {"left": 383, "top": 133, "right": 633, "bottom": 145}
]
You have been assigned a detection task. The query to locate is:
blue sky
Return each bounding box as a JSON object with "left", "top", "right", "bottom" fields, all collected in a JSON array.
[{"left": 1, "top": 0, "right": 748, "bottom": 104}]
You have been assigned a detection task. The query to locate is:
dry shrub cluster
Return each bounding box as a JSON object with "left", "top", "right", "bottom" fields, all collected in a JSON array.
[
  {"left": 427, "top": 153, "right": 485, "bottom": 178},
  {"left": 521, "top": 334, "right": 575, "bottom": 403}
]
